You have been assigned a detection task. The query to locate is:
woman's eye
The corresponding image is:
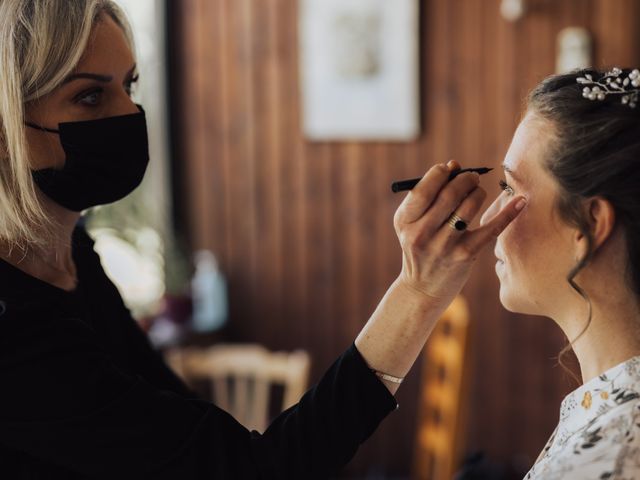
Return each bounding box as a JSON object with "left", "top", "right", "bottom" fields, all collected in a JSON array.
[
  {"left": 499, "top": 179, "right": 515, "bottom": 196},
  {"left": 76, "top": 88, "right": 102, "bottom": 106},
  {"left": 125, "top": 74, "right": 139, "bottom": 96}
]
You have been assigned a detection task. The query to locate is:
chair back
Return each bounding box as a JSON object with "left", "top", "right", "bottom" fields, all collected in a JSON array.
[
  {"left": 166, "top": 344, "right": 311, "bottom": 432},
  {"left": 412, "top": 295, "right": 471, "bottom": 480}
]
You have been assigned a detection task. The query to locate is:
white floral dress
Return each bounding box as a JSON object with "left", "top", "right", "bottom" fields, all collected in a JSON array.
[{"left": 525, "top": 356, "right": 640, "bottom": 479}]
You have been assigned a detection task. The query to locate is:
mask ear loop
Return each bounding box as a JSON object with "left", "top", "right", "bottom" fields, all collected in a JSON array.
[{"left": 25, "top": 122, "right": 60, "bottom": 134}]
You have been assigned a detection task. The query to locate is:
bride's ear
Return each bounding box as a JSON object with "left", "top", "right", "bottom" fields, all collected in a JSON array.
[{"left": 574, "top": 196, "right": 616, "bottom": 260}]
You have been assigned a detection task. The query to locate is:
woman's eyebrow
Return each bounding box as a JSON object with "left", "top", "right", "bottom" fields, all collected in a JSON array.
[
  {"left": 502, "top": 163, "right": 522, "bottom": 184},
  {"left": 62, "top": 64, "right": 137, "bottom": 85},
  {"left": 63, "top": 72, "right": 113, "bottom": 84}
]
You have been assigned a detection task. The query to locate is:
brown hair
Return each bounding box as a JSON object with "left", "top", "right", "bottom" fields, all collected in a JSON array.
[{"left": 526, "top": 67, "right": 640, "bottom": 385}]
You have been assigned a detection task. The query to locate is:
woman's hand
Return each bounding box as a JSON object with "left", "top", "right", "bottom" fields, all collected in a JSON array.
[
  {"left": 393, "top": 160, "right": 526, "bottom": 307},
  {"left": 355, "top": 159, "right": 526, "bottom": 394}
]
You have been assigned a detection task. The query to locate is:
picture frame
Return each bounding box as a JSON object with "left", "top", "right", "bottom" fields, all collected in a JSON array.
[{"left": 299, "top": 0, "right": 420, "bottom": 141}]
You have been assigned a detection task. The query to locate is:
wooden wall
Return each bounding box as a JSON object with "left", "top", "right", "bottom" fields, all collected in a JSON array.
[{"left": 168, "top": 0, "right": 640, "bottom": 476}]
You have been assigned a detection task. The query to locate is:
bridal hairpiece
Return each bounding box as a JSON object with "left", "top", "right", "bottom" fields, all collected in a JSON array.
[{"left": 577, "top": 67, "right": 640, "bottom": 108}]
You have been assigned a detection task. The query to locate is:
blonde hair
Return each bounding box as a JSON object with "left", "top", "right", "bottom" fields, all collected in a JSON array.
[{"left": 0, "top": 0, "right": 135, "bottom": 252}]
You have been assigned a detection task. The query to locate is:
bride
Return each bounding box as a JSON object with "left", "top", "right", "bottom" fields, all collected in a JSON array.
[{"left": 474, "top": 67, "right": 640, "bottom": 479}]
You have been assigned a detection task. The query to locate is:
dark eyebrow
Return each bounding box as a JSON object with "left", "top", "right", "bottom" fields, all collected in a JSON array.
[
  {"left": 502, "top": 163, "right": 522, "bottom": 184},
  {"left": 62, "top": 64, "right": 137, "bottom": 85},
  {"left": 62, "top": 73, "right": 112, "bottom": 85}
]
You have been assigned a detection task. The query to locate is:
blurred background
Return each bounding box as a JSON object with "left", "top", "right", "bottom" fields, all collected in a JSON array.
[{"left": 83, "top": 0, "right": 640, "bottom": 478}]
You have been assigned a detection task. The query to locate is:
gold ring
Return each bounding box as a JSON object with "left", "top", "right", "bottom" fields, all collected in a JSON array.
[{"left": 447, "top": 212, "right": 468, "bottom": 231}]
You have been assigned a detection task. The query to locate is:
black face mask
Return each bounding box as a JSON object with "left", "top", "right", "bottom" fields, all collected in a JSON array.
[{"left": 26, "top": 104, "right": 150, "bottom": 212}]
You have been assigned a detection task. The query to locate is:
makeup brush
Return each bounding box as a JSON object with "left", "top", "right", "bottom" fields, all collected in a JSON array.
[{"left": 391, "top": 167, "right": 494, "bottom": 193}]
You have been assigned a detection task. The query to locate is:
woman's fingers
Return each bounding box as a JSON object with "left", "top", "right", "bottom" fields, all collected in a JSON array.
[
  {"left": 394, "top": 163, "right": 451, "bottom": 225},
  {"left": 465, "top": 195, "right": 527, "bottom": 254},
  {"left": 427, "top": 171, "right": 481, "bottom": 228},
  {"left": 404, "top": 172, "right": 484, "bottom": 248},
  {"left": 447, "top": 159, "right": 461, "bottom": 171},
  {"left": 437, "top": 185, "right": 487, "bottom": 242}
]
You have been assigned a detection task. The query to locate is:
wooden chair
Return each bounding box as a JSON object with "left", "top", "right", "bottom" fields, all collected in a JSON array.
[
  {"left": 412, "top": 295, "right": 471, "bottom": 480},
  {"left": 164, "top": 344, "right": 311, "bottom": 433}
]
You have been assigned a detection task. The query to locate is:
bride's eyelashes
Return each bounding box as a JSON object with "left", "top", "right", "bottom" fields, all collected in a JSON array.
[{"left": 499, "top": 179, "right": 515, "bottom": 196}]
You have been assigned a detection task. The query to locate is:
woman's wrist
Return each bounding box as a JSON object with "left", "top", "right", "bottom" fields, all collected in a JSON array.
[
  {"left": 355, "top": 277, "right": 447, "bottom": 394},
  {"left": 390, "top": 275, "right": 449, "bottom": 311}
]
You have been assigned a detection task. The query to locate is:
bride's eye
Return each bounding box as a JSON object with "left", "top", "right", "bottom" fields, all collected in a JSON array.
[{"left": 499, "top": 179, "right": 515, "bottom": 196}]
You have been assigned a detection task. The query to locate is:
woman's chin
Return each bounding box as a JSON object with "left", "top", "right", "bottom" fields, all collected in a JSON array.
[
  {"left": 499, "top": 295, "right": 518, "bottom": 312},
  {"left": 498, "top": 287, "right": 509, "bottom": 309},
  {"left": 498, "top": 282, "right": 532, "bottom": 314},
  {"left": 495, "top": 260, "right": 546, "bottom": 317},
  {"left": 497, "top": 277, "right": 518, "bottom": 313}
]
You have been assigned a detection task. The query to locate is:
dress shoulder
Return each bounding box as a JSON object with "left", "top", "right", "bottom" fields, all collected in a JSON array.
[{"left": 527, "top": 397, "right": 640, "bottom": 479}]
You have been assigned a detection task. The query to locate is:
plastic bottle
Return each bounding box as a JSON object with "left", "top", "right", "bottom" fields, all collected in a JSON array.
[{"left": 190, "top": 249, "right": 228, "bottom": 332}]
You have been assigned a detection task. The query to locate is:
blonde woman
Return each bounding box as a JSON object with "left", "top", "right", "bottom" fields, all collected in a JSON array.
[{"left": 0, "top": 1, "right": 523, "bottom": 478}]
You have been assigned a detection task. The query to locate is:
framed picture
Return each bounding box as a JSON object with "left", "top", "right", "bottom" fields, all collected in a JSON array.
[{"left": 299, "top": 0, "right": 420, "bottom": 141}]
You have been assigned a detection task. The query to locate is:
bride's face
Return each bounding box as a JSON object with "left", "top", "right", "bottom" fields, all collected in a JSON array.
[{"left": 480, "top": 112, "right": 578, "bottom": 316}]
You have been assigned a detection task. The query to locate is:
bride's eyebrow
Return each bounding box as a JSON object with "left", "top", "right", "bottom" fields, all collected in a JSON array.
[{"left": 502, "top": 164, "right": 523, "bottom": 185}]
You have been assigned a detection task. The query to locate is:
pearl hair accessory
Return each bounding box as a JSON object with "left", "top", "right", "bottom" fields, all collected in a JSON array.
[{"left": 577, "top": 67, "right": 640, "bottom": 108}]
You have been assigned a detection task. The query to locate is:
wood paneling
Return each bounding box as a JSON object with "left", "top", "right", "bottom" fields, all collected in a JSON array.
[{"left": 169, "top": 0, "right": 640, "bottom": 476}]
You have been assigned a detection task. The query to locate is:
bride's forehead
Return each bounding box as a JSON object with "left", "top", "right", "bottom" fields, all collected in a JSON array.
[
  {"left": 501, "top": 123, "right": 563, "bottom": 199},
  {"left": 509, "top": 115, "right": 554, "bottom": 167}
]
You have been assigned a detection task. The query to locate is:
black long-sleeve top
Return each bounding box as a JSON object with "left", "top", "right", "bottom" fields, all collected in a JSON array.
[{"left": 0, "top": 223, "right": 398, "bottom": 479}]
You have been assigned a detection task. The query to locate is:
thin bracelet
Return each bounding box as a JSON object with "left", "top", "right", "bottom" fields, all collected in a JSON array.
[{"left": 371, "top": 369, "right": 404, "bottom": 384}]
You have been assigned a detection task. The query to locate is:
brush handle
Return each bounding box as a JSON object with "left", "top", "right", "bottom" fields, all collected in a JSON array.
[{"left": 391, "top": 167, "right": 493, "bottom": 193}]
